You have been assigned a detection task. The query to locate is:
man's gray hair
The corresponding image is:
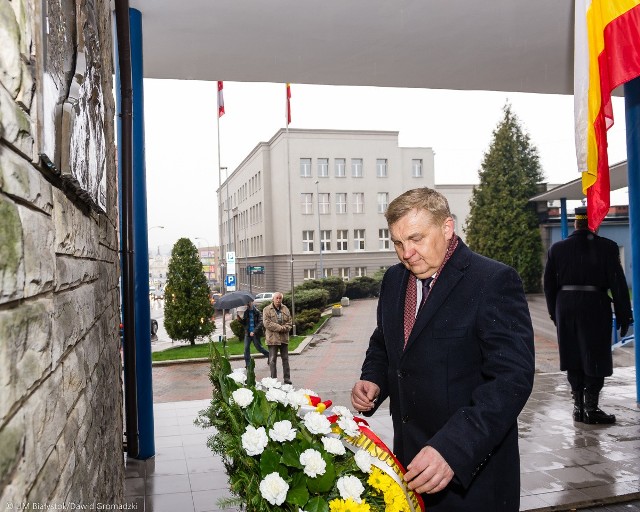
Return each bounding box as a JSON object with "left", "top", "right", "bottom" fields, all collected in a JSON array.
[{"left": 385, "top": 187, "right": 451, "bottom": 227}]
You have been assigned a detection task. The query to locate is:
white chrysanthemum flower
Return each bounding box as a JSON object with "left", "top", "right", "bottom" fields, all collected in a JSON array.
[
  {"left": 332, "top": 405, "right": 353, "bottom": 419},
  {"left": 231, "top": 388, "right": 254, "bottom": 408},
  {"left": 321, "top": 436, "right": 346, "bottom": 455},
  {"left": 354, "top": 449, "right": 373, "bottom": 473},
  {"left": 298, "top": 388, "right": 319, "bottom": 397},
  {"left": 269, "top": 420, "right": 297, "bottom": 442},
  {"left": 228, "top": 369, "right": 247, "bottom": 384},
  {"left": 303, "top": 411, "right": 332, "bottom": 435},
  {"left": 241, "top": 425, "right": 268, "bottom": 456},
  {"left": 265, "top": 387, "right": 288, "bottom": 404},
  {"left": 259, "top": 377, "right": 281, "bottom": 389},
  {"left": 337, "top": 416, "right": 360, "bottom": 437},
  {"left": 287, "top": 390, "right": 310, "bottom": 410},
  {"left": 299, "top": 449, "right": 327, "bottom": 477},
  {"left": 281, "top": 383, "right": 294, "bottom": 392},
  {"left": 336, "top": 475, "right": 365, "bottom": 503},
  {"left": 259, "top": 472, "right": 289, "bottom": 506}
]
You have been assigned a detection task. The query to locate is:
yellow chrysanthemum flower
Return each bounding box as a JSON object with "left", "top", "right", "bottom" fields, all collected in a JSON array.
[{"left": 328, "top": 498, "right": 371, "bottom": 512}]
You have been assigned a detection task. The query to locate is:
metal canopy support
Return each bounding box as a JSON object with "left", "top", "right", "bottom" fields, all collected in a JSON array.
[
  {"left": 624, "top": 77, "right": 640, "bottom": 403},
  {"left": 130, "top": 8, "right": 155, "bottom": 458}
]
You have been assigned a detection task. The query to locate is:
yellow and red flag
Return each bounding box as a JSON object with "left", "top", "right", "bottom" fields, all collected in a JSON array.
[
  {"left": 574, "top": 0, "right": 640, "bottom": 230},
  {"left": 286, "top": 83, "right": 291, "bottom": 125},
  {"left": 217, "top": 81, "right": 225, "bottom": 118}
]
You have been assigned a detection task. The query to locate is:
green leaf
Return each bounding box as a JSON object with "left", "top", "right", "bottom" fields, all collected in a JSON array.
[
  {"left": 259, "top": 448, "right": 282, "bottom": 477},
  {"left": 246, "top": 391, "right": 271, "bottom": 425},
  {"left": 304, "top": 497, "right": 329, "bottom": 512},
  {"left": 286, "top": 484, "right": 309, "bottom": 507},
  {"left": 306, "top": 462, "right": 336, "bottom": 494},
  {"left": 281, "top": 442, "right": 303, "bottom": 468}
]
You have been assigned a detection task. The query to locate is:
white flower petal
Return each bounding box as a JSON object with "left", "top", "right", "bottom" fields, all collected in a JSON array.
[
  {"left": 269, "top": 420, "right": 297, "bottom": 442},
  {"left": 231, "top": 388, "right": 254, "bottom": 408},
  {"left": 354, "top": 449, "right": 373, "bottom": 473},
  {"left": 259, "top": 472, "right": 289, "bottom": 505},
  {"left": 303, "top": 411, "right": 332, "bottom": 435},
  {"left": 299, "top": 448, "right": 327, "bottom": 477},
  {"left": 321, "top": 436, "right": 346, "bottom": 455},
  {"left": 241, "top": 425, "right": 268, "bottom": 456},
  {"left": 337, "top": 475, "right": 365, "bottom": 503}
]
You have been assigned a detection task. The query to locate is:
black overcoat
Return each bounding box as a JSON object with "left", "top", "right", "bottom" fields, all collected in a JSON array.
[
  {"left": 543, "top": 229, "right": 632, "bottom": 375},
  {"left": 360, "top": 240, "right": 535, "bottom": 512}
]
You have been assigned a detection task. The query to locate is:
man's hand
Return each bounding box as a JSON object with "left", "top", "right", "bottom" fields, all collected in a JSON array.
[
  {"left": 620, "top": 322, "right": 630, "bottom": 338},
  {"left": 351, "top": 380, "right": 380, "bottom": 412},
  {"left": 404, "top": 446, "right": 454, "bottom": 495}
]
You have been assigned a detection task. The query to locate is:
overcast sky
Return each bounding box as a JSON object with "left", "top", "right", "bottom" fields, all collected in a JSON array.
[{"left": 143, "top": 80, "right": 629, "bottom": 254}]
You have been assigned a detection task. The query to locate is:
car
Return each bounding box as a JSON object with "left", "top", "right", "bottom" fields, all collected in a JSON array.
[
  {"left": 254, "top": 292, "right": 276, "bottom": 304},
  {"left": 119, "top": 319, "right": 159, "bottom": 341}
]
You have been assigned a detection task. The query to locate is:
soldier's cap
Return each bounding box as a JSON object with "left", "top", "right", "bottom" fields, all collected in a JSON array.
[{"left": 574, "top": 206, "right": 588, "bottom": 220}]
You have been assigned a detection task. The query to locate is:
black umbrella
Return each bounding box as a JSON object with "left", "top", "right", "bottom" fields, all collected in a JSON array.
[{"left": 214, "top": 290, "right": 255, "bottom": 310}]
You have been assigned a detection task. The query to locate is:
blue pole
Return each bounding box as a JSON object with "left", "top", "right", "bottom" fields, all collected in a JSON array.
[
  {"left": 130, "top": 8, "right": 155, "bottom": 458},
  {"left": 624, "top": 76, "right": 640, "bottom": 403},
  {"left": 560, "top": 197, "right": 568, "bottom": 239}
]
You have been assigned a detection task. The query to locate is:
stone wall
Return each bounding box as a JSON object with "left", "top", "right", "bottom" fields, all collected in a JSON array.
[{"left": 0, "top": 0, "right": 124, "bottom": 505}]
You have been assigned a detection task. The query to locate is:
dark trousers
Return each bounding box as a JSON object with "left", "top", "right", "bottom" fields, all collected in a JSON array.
[
  {"left": 244, "top": 334, "right": 269, "bottom": 367},
  {"left": 567, "top": 369, "right": 605, "bottom": 395},
  {"left": 268, "top": 344, "right": 290, "bottom": 383}
]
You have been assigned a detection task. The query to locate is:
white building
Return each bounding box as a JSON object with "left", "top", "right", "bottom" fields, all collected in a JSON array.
[{"left": 218, "top": 129, "right": 473, "bottom": 293}]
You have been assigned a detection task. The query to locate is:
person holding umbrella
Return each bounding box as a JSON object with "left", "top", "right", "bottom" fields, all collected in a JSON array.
[{"left": 237, "top": 299, "right": 269, "bottom": 367}]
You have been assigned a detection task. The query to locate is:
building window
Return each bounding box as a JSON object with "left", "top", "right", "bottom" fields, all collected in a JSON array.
[
  {"left": 319, "top": 193, "right": 330, "bottom": 214},
  {"left": 354, "top": 267, "right": 367, "bottom": 277},
  {"left": 304, "top": 268, "right": 316, "bottom": 280},
  {"left": 325, "top": 268, "right": 333, "bottom": 277},
  {"left": 339, "top": 267, "right": 350, "bottom": 281},
  {"left": 353, "top": 192, "right": 365, "bottom": 213},
  {"left": 376, "top": 159, "right": 387, "bottom": 177},
  {"left": 318, "top": 158, "right": 329, "bottom": 177},
  {"left": 351, "top": 158, "right": 363, "bottom": 178},
  {"left": 301, "top": 193, "right": 313, "bottom": 214},
  {"left": 379, "top": 228, "right": 390, "bottom": 250},
  {"left": 335, "top": 158, "right": 346, "bottom": 177},
  {"left": 336, "top": 193, "right": 347, "bottom": 214},
  {"left": 320, "top": 230, "right": 331, "bottom": 251},
  {"left": 354, "top": 229, "right": 365, "bottom": 250},
  {"left": 412, "top": 159, "right": 423, "bottom": 177},
  {"left": 302, "top": 230, "right": 314, "bottom": 252},
  {"left": 300, "top": 158, "right": 312, "bottom": 177},
  {"left": 337, "top": 230, "right": 348, "bottom": 251},
  {"left": 377, "top": 192, "right": 389, "bottom": 213}
]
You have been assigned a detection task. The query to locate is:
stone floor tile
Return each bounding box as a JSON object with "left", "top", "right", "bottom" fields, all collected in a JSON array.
[
  {"left": 146, "top": 474, "right": 191, "bottom": 495},
  {"left": 146, "top": 491, "right": 195, "bottom": 512}
]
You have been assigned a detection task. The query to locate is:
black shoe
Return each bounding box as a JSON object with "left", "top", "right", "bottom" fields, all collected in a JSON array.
[
  {"left": 284, "top": 380, "right": 292, "bottom": 385},
  {"left": 583, "top": 390, "right": 615, "bottom": 424},
  {"left": 583, "top": 407, "right": 616, "bottom": 424},
  {"left": 572, "top": 390, "right": 584, "bottom": 422}
]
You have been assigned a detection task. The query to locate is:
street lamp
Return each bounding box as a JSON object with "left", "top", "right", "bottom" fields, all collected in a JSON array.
[{"left": 315, "top": 180, "right": 324, "bottom": 279}]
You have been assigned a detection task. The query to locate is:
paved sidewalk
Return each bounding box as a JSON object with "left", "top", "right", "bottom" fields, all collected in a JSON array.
[{"left": 128, "top": 297, "right": 640, "bottom": 511}]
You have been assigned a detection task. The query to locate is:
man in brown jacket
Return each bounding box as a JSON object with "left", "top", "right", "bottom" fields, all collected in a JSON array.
[{"left": 262, "top": 292, "right": 293, "bottom": 384}]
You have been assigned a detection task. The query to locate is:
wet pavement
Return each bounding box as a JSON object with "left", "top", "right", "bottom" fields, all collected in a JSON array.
[{"left": 126, "top": 296, "right": 640, "bottom": 511}]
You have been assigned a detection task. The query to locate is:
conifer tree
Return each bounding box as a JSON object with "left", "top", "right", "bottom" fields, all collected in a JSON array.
[
  {"left": 164, "top": 238, "right": 215, "bottom": 345},
  {"left": 465, "top": 103, "right": 544, "bottom": 292}
]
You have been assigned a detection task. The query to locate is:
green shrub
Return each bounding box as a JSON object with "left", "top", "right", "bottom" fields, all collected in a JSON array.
[
  {"left": 345, "top": 276, "right": 381, "bottom": 299},
  {"left": 294, "top": 308, "right": 322, "bottom": 333},
  {"left": 296, "top": 276, "right": 345, "bottom": 303},
  {"left": 284, "top": 288, "right": 329, "bottom": 314},
  {"left": 230, "top": 318, "right": 244, "bottom": 339}
]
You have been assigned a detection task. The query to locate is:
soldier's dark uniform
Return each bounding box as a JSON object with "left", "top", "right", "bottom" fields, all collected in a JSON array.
[{"left": 543, "top": 206, "right": 632, "bottom": 424}]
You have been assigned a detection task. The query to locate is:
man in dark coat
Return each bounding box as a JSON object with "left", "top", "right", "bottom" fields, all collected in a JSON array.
[
  {"left": 351, "top": 187, "right": 535, "bottom": 512},
  {"left": 543, "top": 206, "right": 632, "bottom": 424}
]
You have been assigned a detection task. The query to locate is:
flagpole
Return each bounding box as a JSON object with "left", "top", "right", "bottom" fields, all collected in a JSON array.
[{"left": 286, "top": 84, "right": 296, "bottom": 335}]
